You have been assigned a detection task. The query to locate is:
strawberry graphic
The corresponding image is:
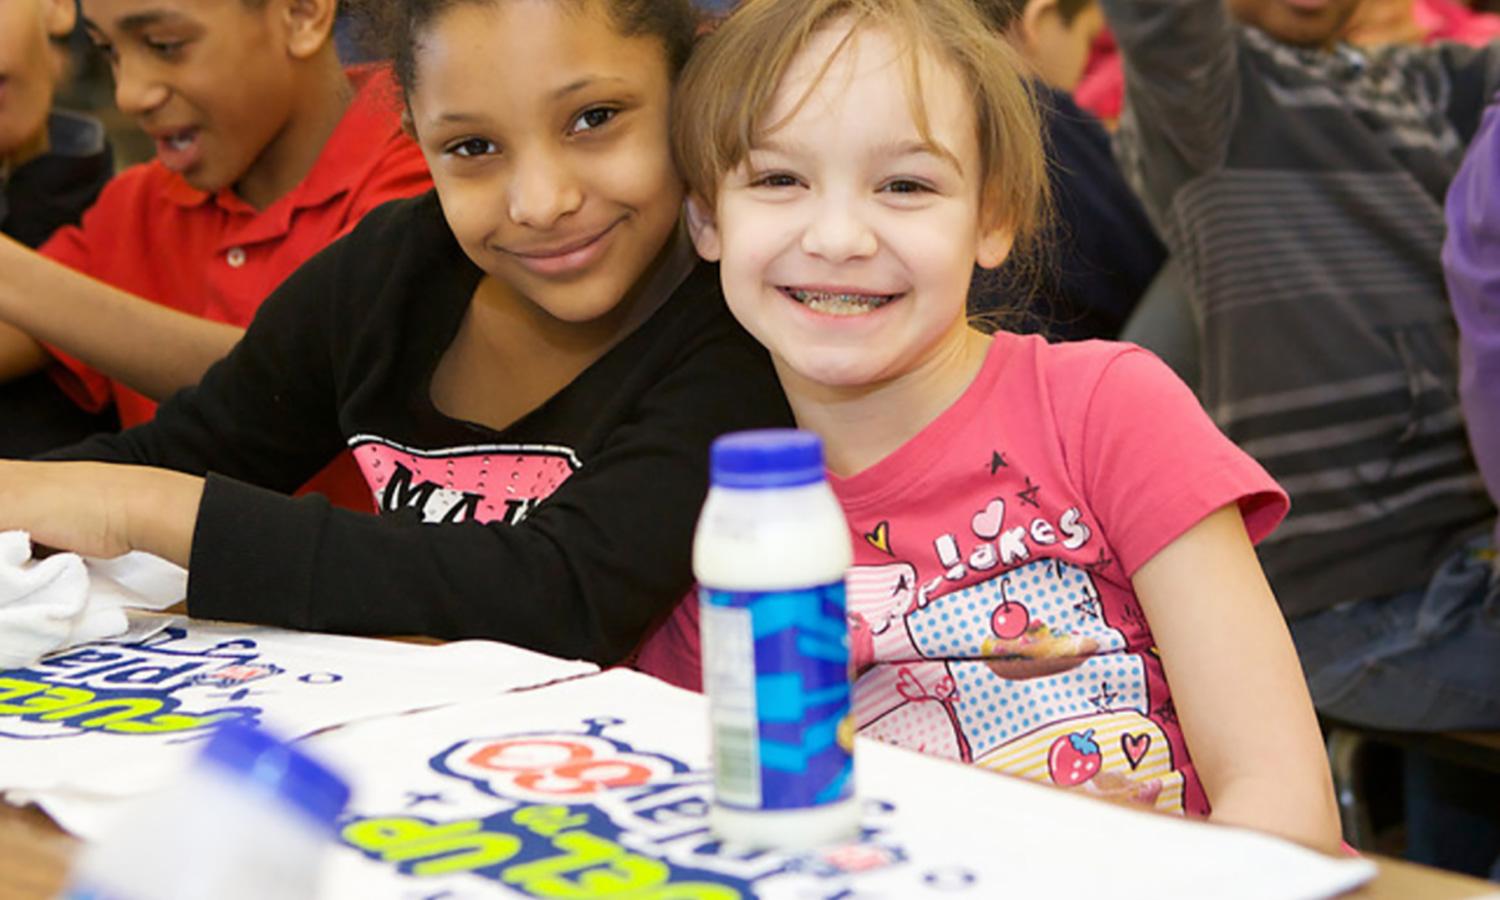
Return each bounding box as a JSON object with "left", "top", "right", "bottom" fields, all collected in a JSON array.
[{"left": 1048, "top": 729, "right": 1102, "bottom": 786}]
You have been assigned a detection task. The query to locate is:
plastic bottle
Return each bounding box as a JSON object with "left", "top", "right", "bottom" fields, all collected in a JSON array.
[
  {"left": 60, "top": 721, "right": 350, "bottom": 900},
  {"left": 694, "top": 428, "right": 859, "bottom": 849}
]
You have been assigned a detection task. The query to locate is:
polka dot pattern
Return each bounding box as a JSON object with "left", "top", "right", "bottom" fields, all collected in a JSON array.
[
  {"left": 862, "top": 698, "right": 963, "bottom": 759},
  {"left": 950, "top": 655, "right": 1148, "bottom": 756},
  {"left": 907, "top": 558, "right": 1125, "bottom": 658}
]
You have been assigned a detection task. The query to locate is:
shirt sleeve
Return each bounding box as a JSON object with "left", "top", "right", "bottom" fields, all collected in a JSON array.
[
  {"left": 185, "top": 316, "right": 793, "bottom": 667},
  {"left": 1444, "top": 94, "right": 1500, "bottom": 521},
  {"left": 1069, "top": 346, "right": 1289, "bottom": 577},
  {"left": 1099, "top": 0, "right": 1241, "bottom": 183}
]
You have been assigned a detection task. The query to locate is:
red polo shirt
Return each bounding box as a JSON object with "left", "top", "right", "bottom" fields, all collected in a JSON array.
[{"left": 39, "top": 64, "right": 433, "bottom": 510}]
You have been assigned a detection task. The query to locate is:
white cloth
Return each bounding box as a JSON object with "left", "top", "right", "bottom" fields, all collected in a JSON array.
[{"left": 0, "top": 531, "right": 184, "bottom": 669}]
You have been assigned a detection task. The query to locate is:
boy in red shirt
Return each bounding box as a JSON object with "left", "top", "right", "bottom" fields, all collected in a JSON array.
[{"left": 0, "top": 0, "right": 430, "bottom": 505}]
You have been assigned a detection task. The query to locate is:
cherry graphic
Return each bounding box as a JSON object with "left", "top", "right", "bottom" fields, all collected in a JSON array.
[{"left": 990, "top": 599, "right": 1030, "bottom": 640}]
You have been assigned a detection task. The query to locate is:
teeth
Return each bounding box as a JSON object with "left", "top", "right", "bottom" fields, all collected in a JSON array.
[
  {"left": 164, "top": 134, "right": 192, "bottom": 150},
  {"left": 787, "top": 288, "right": 895, "bottom": 316}
]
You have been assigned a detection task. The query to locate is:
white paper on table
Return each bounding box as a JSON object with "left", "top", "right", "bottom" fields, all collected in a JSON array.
[
  {"left": 301, "top": 669, "right": 1376, "bottom": 900},
  {"left": 0, "top": 612, "right": 595, "bottom": 838}
]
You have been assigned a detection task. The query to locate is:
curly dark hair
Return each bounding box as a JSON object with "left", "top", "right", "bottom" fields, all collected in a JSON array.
[{"left": 350, "top": 0, "right": 698, "bottom": 99}]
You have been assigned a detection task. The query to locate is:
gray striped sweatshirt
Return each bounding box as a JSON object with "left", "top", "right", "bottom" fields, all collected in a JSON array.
[{"left": 1103, "top": 0, "right": 1500, "bottom": 617}]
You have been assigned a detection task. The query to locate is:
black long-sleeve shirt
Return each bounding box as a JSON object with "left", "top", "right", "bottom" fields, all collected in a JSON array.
[{"left": 49, "top": 191, "right": 793, "bottom": 663}]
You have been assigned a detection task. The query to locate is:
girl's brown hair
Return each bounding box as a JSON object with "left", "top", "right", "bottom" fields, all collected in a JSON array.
[{"left": 672, "top": 0, "right": 1050, "bottom": 254}]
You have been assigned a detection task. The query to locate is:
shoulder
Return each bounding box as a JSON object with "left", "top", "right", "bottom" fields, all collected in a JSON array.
[
  {"left": 334, "top": 189, "right": 449, "bottom": 255},
  {"left": 996, "top": 332, "right": 1168, "bottom": 397},
  {"left": 645, "top": 259, "right": 758, "bottom": 348},
  {"left": 620, "top": 259, "right": 787, "bottom": 408},
  {"left": 260, "top": 190, "right": 453, "bottom": 318},
  {"left": 36, "top": 160, "right": 188, "bottom": 264},
  {"left": 992, "top": 334, "right": 1208, "bottom": 448},
  {"left": 79, "top": 161, "right": 180, "bottom": 212}
]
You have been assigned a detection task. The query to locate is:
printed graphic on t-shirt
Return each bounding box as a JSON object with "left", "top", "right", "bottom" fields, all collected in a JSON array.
[
  {"left": 351, "top": 435, "right": 581, "bottom": 526},
  {"left": 845, "top": 488, "right": 1186, "bottom": 814}
]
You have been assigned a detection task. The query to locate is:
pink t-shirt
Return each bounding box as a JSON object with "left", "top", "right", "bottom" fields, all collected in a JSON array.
[{"left": 833, "top": 333, "right": 1287, "bottom": 817}]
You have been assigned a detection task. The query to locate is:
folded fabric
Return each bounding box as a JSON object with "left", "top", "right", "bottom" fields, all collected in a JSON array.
[{"left": 0, "top": 531, "right": 185, "bottom": 670}]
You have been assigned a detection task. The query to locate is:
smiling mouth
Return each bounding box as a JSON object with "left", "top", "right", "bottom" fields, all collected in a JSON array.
[
  {"left": 512, "top": 221, "right": 619, "bottom": 260},
  {"left": 784, "top": 287, "right": 899, "bottom": 316}
]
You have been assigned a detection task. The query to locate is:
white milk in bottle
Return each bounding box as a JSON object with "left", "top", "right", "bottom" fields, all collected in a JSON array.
[{"left": 694, "top": 428, "right": 858, "bottom": 849}]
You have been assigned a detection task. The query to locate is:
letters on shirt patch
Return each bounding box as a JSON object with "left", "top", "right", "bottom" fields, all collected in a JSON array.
[{"left": 350, "top": 436, "right": 582, "bottom": 525}]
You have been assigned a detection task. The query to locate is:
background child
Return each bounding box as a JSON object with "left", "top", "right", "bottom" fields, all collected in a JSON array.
[
  {"left": 0, "top": 0, "right": 121, "bottom": 457},
  {"left": 1, "top": 0, "right": 111, "bottom": 247},
  {"left": 969, "top": 0, "right": 1167, "bottom": 341},
  {"left": 0, "top": 0, "right": 431, "bottom": 509},
  {"left": 1099, "top": 0, "right": 1500, "bottom": 731},
  {"left": 1076, "top": 0, "right": 1500, "bottom": 128},
  {"left": 0, "top": 0, "right": 791, "bottom": 679},
  {"left": 675, "top": 0, "right": 1339, "bottom": 852}
]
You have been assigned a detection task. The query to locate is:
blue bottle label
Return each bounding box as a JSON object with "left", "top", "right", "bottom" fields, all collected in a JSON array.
[{"left": 700, "top": 581, "right": 854, "bottom": 812}]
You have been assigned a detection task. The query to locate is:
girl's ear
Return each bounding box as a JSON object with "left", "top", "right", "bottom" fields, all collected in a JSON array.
[
  {"left": 976, "top": 222, "right": 1015, "bottom": 270},
  {"left": 685, "top": 195, "right": 723, "bottom": 262}
]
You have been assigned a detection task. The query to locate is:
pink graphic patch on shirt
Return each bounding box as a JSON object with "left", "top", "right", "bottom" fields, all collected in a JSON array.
[{"left": 351, "top": 436, "right": 580, "bottom": 525}]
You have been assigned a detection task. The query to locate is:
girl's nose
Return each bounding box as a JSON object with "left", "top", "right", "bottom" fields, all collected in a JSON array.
[
  {"left": 508, "top": 149, "right": 585, "bottom": 230},
  {"left": 800, "top": 197, "right": 878, "bottom": 262}
]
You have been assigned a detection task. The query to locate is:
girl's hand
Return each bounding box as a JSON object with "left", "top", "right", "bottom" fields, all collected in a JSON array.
[
  {"left": 0, "top": 460, "right": 203, "bottom": 566},
  {"left": 1133, "top": 504, "right": 1343, "bottom": 855}
]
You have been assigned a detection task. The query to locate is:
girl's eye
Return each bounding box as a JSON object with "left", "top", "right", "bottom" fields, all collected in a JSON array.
[
  {"left": 571, "top": 106, "right": 619, "bottom": 134},
  {"left": 881, "top": 178, "right": 931, "bottom": 195},
  {"left": 92, "top": 40, "right": 118, "bottom": 63},
  {"left": 448, "top": 137, "right": 498, "bottom": 158},
  {"left": 750, "top": 172, "right": 801, "bottom": 189}
]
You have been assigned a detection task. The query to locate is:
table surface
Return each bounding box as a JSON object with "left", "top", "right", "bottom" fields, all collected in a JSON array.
[{"left": 1, "top": 798, "right": 1496, "bottom": 900}]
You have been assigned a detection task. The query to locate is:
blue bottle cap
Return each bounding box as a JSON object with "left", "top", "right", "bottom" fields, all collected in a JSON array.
[
  {"left": 198, "top": 721, "right": 350, "bottom": 828},
  {"left": 710, "top": 429, "right": 826, "bottom": 488}
]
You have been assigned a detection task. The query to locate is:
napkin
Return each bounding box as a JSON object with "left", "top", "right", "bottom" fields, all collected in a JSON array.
[{"left": 0, "top": 531, "right": 185, "bottom": 669}]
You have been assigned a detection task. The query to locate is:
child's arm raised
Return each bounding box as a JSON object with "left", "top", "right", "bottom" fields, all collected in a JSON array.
[
  {"left": 1132, "top": 504, "right": 1342, "bottom": 853},
  {"left": 0, "top": 235, "right": 244, "bottom": 402}
]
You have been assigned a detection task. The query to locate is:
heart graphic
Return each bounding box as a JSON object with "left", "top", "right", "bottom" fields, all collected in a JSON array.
[
  {"left": 971, "top": 498, "right": 1005, "bottom": 540},
  {"left": 896, "top": 668, "right": 926, "bottom": 702},
  {"left": 864, "top": 521, "right": 892, "bottom": 555},
  {"left": 1121, "top": 732, "right": 1151, "bottom": 769}
]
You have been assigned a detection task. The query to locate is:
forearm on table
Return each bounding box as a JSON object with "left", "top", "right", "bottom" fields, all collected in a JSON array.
[
  {"left": 115, "top": 465, "right": 203, "bottom": 567},
  {"left": 0, "top": 240, "right": 244, "bottom": 401}
]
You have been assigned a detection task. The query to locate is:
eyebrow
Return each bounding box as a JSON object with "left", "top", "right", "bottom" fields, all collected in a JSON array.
[
  {"left": 83, "top": 10, "right": 188, "bottom": 32},
  {"left": 427, "top": 75, "right": 634, "bottom": 126},
  {"left": 551, "top": 75, "right": 629, "bottom": 101},
  {"left": 756, "top": 135, "right": 964, "bottom": 174}
]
